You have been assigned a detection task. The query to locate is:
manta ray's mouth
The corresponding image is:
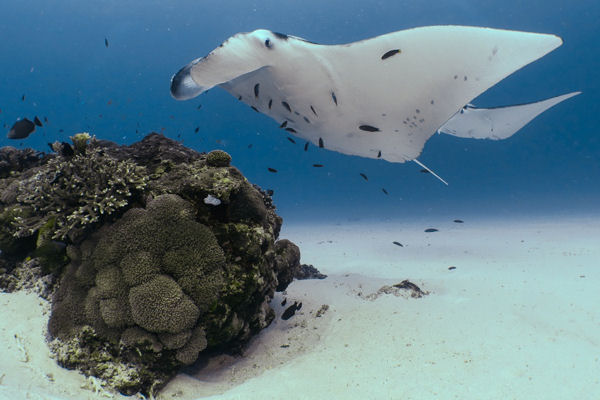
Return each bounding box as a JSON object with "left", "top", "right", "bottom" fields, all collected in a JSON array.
[{"left": 171, "top": 58, "right": 204, "bottom": 100}]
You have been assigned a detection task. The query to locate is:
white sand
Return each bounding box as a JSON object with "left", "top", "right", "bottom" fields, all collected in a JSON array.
[{"left": 2, "top": 216, "right": 599, "bottom": 400}]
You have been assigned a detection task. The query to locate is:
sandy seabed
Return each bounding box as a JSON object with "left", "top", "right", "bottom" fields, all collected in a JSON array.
[{"left": 1, "top": 215, "right": 599, "bottom": 400}]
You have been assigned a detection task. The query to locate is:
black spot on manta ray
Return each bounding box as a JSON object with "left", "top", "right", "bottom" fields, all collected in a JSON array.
[
  {"left": 392, "top": 241, "right": 403, "bottom": 247},
  {"left": 285, "top": 127, "right": 297, "bottom": 133},
  {"left": 424, "top": 228, "right": 439, "bottom": 233},
  {"left": 273, "top": 32, "right": 289, "bottom": 40},
  {"left": 303, "top": 116, "right": 310, "bottom": 124},
  {"left": 319, "top": 137, "right": 324, "bottom": 148},
  {"left": 254, "top": 83, "right": 260, "bottom": 98},
  {"left": 287, "top": 137, "right": 296, "bottom": 144},
  {"left": 381, "top": 49, "right": 401, "bottom": 60},
  {"left": 279, "top": 121, "right": 288, "bottom": 128},
  {"left": 331, "top": 92, "right": 338, "bottom": 106},
  {"left": 359, "top": 125, "right": 380, "bottom": 132},
  {"left": 268, "top": 99, "right": 273, "bottom": 109},
  {"left": 238, "top": 95, "right": 242, "bottom": 100},
  {"left": 310, "top": 105, "right": 318, "bottom": 116},
  {"left": 304, "top": 142, "right": 309, "bottom": 151},
  {"left": 281, "top": 101, "right": 291, "bottom": 112},
  {"left": 377, "top": 150, "right": 381, "bottom": 158}
]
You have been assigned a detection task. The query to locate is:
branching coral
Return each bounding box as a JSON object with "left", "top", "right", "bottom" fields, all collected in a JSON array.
[{"left": 12, "top": 136, "right": 148, "bottom": 241}]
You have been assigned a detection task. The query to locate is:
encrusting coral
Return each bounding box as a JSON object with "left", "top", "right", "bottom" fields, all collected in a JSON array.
[{"left": 0, "top": 132, "right": 306, "bottom": 396}]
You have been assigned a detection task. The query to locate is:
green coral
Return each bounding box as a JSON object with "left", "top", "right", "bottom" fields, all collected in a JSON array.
[
  {"left": 12, "top": 136, "right": 148, "bottom": 241},
  {"left": 206, "top": 150, "right": 232, "bottom": 167}
]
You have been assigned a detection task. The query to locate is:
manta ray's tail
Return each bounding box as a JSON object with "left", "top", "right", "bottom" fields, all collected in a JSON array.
[{"left": 413, "top": 159, "right": 448, "bottom": 186}]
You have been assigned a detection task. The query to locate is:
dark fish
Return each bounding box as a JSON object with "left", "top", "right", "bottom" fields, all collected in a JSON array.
[
  {"left": 281, "top": 101, "right": 291, "bottom": 112},
  {"left": 448, "top": 266, "right": 457, "bottom": 270},
  {"left": 59, "top": 129, "right": 64, "bottom": 132},
  {"left": 60, "top": 142, "right": 74, "bottom": 157},
  {"left": 268, "top": 167, "right": 278, "bottom": 173},
  {"left": 287, "top": 137, "right": 296, "bottom": 144},
  {"left": 285, "top": 127, "right": 297, "bottom": 133},
  {"left": 359, "top": 173, "right": 368, "bottom": 181},
  {"left": 105, "top": 37, "right": 109, "bottom": 48},
  {"left": 248, "top": 144, "right": 253, "bottom": 148},
  {"left": 453, "top": 219, "right": 464, "bottom": 223},
  {"left": 33, "top": 116, "right": 43, "bottom": 127},
  {"left": 279, "top": 121, "right": 288, "bottom": 128},
  {"left": 21, "top": 94, "right": 25, "bottom": 101},
  {"left": 319, "top": 137, "right": 324, "bottom": 148},
  {"left": 313, "top": 164, "right": 324, "bottom": 168},
  {"left": 393, "top": 241, "right": 403, "bottom": 247},
  {"left": 254, "top": 83, "right": 260, "bottom": 98},
  {"left": 197, "top": 104, "right": 202, "bottom": 109},
  {"left": 194, "top": 127, "right": 199, "bottom": 133},
  {"left": 420, "top": 169, "right": 430, "bottom": 174},
  {"left": 281, "top": 298, "right": 287, "bottom": 306},
  {"left": 310, "top": 105, "right": 318, "bottom": 116},
  {"left": 268, "top": 99, "right": 273, "bottom": 109},
  {"left": 377, "top": 150, "right": 382, "bottom": 158},
  {"left": 359, "top": 125, "right": 380, "bottom": 132},
  {"left": 331, "top": 91, "right": 338, "bottom": 105},
  {"left": 44, "top": 116, "right": 48, "bottom": 123},
  {"left": 304, "top": 142, "right": 309, "bottom": 151},
  {"left": 382, "top": 188, "right": 388, "bottom": 195},
  {"left": 424, "top": 228, "right": 438, "bottom": 233},
  {"left": 7, "top": 118, "right": 35, "bottom": 139},
  {"left": 281, "top": 301, "right": 302, "bottom": 320},
  {"left": 250, "top": 105, "right": 259, "bottom": 112},
  {"left": 381, "top": 49, "right": 401, "bottom": 60}
]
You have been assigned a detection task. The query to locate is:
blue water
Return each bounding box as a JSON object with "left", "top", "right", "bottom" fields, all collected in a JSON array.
[{"left": 1, "top": 0, "right": 598, "bottom": 223}]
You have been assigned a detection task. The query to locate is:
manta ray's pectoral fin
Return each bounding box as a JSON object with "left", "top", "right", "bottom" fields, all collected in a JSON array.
[
  {"left": 438, "top": 92, "right": 580, "bottom": 140},
  {"left": 413, "top": 159, "right": 449, "bottom": 186}
]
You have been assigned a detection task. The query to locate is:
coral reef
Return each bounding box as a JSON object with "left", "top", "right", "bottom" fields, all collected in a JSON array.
[{"left": 0, "top": 132, "right": 309, "bottom": 396}]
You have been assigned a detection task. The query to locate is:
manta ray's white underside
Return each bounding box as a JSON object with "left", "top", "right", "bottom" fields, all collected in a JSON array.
[{"left": 171, "top": 25, "right": 578, "bottom": 166}]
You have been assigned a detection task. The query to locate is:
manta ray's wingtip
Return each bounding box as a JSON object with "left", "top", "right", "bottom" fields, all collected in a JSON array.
[{"left": 170, "top": 58, "right": 204, "bottom": 100}]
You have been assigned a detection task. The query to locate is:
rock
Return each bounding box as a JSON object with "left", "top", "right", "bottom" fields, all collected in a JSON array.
[{"left": 0, "top": 133, "right": 303, "bottom": 396}]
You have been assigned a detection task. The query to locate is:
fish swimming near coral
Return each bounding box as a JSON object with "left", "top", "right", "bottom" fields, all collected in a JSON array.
[
  {"left": 7, "top": 118, "right": 36, "bottom": 139},
  {"left": 171, "top": 26, "right": 579, "bottom": 184}
]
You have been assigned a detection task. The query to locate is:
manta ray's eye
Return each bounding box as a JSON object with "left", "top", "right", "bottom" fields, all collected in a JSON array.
[{"left": 264, "top": 38, "right": 272, "bottom": 49}]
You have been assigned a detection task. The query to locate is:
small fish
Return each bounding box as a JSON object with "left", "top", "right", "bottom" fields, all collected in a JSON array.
[
  {"left": 33, "top": 116, "right": 43, "bottom": 127},
  {"left": 453, "top": 219, "right": 464, "bottom": 223},
  {"left": 281, "top": 301, "right": 302, "bottom": 320},
  {"left": 197, "top": 104, "right": 202, "bottom": 109},
  {"left": 43, "top": 116, "right": 48, "bottom": 122},
  {"left": 304, "top": 142, "right": 309, "bottom": 151},
  {"left": 448, "top": 266, "right": 457, "bottom": 270},
  {"left": 105, "top": 37, "right": 109, "bottom": 48},
  {"left": 287, "top": 137, "right": 296, "bottom": 144},
  {"left": 313, "top": 164, "right": 324, "bottom": 168},
  {"left": 194, "top": 127, "right": 199, "bottom": 133},
  {"left": 420, "top": 169, "right": 430, "bottom": 174},
  {"left": 248, "top": 143, "right": 253, "bottom": 148},
  {"left": 21, "top": 94, "right": 25, "bottom": 101},
  {"left": 424, "top": 228, "right": 438, "bottom": 233},
  {"left": 7, "top": 118, "right": 35, "bottom": 139},
  {"left": 359, "top": 173, "right": 368, "bottom": 181},
  {"left": 382, "top": 188, "right": 388, "bottom": 195},
  {"left": 60, "top": 142, "right": 74, "bottom": 157},
  {"left": 268, "top": 167, "right": 278, "bottom": 173},
  {"left": 393, "top": 241, "right": 403, "bottom": 247}
]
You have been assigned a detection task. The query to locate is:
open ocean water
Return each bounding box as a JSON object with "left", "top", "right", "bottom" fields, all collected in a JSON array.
[{"left": 0, "top": 0, "right": 597, "bottom": 222}]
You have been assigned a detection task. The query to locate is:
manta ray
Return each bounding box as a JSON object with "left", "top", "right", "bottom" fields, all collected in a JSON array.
[{"left": 170, "top": 26, "right": 579, "bottom": 184}]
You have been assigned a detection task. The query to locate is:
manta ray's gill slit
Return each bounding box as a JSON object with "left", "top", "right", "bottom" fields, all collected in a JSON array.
[
  {"left": 254, "top": 83, "right": 260, "bottom": 98},
  {"left": 310, "top": 105, "right": 318, "bottom": 116},
  {"left": 268, "top": 99, "right": 273, "bottom": 109},
  {"left": 281, "top": 101, "right": 292, "bottom": 112},
  {"left": 285, "top": 127, "right": 297, "bottom": 133},
  {"left": 303, "top": 116, "right": 311, "bottom": 124},
  {"left": 359, "top": 125, "right": 380, "bottom": 132},
  {"left": 381, "top": 49, "right": 401, "bottom": 60},
  {"left": 331, "top": 92, "right": 338, "bottom": 106}
]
